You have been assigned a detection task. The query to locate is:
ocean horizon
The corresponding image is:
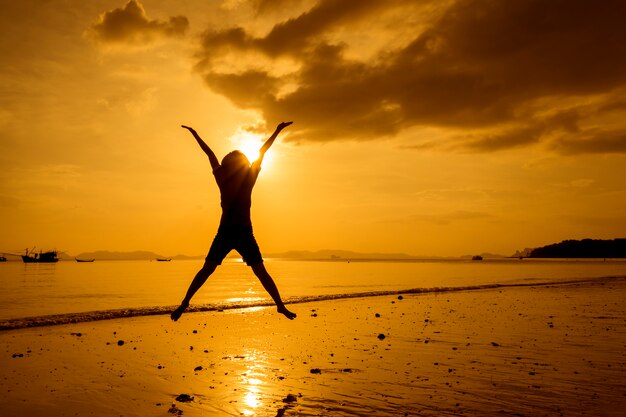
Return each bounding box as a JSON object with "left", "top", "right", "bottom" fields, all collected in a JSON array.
[{"left": 2, "top": 258, "right": 626, "bottom": 330}]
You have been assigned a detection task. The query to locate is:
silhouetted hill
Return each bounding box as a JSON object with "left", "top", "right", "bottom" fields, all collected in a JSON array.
[
  {"left": 74, "top": 250, "right": 169, "bottom": 261},
  {"left": 266, "top": 249, "right": 417, "bottom": 260},
  {"left": 57, "top": 251, "right": 74, "bottom": 261},
  {"left": 171, "top": 254, "right": 204, "bottom": 260},
  {"left": 512, "top": 248, "right": 534, "bottom": 258},
  {"left": 529, "top": 239, "right": 626, "bottom": 258}
]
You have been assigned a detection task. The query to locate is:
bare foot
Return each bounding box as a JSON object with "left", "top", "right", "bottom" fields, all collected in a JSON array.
[
  {"left": 277, "top": 306, "right": 296, "bottom": 320},
  {"left": 171, "top": 302, "right": 189, "bottom": 321}
]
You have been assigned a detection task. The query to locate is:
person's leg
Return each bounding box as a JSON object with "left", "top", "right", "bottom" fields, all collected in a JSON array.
[
  {"left": 238, "top": 227, "right": 295, "bottom": 319},
  {"left": 171, "top": 260, "right": 218, "bottom": 321},
  {"left": 250, "top": 262, "right": 296, "bottom": 320}
]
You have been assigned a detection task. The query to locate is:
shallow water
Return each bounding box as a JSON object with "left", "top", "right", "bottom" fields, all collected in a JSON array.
[{"left": 1, "top": 258, "right": 625, "bottom": 326}]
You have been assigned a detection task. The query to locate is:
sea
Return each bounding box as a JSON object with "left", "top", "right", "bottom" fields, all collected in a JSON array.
[{"left": 1, "top": 258, "right": 626, "bottom": 330}]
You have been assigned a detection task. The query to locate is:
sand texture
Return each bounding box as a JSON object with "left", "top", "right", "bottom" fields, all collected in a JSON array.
[{"left": 2, "top": 278, "right": 625, "bottom": 416}]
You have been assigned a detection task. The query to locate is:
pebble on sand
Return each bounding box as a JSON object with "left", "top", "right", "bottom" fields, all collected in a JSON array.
[
  {"left": 175, "top": 393, "right": 194, "bottom": 403},
  {"left": 310, "top": 368, "right": 322, "bottom": 374},
  {"left": 282, "top": 393, "right": 298, "bottom": 403},
  {"left": 377, "top": 333, "right": 386, "bottom": 340},
  {"left": 117, "top": 340, "right": 124, "bottom": 346}
]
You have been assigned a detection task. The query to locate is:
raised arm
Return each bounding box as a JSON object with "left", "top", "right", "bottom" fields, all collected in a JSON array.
[
  {"left": 257, "top": 121, "right": 293, "bottom": 164},
  {"left": 181, "top": 125, "right": 220, "bottom": 170}
]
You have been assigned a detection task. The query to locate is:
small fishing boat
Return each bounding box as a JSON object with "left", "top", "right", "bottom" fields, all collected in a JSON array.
[
  {"left": 156, "top": 258, "right": 171, "bottom": 262},
  {"left": 22, "top": 248, "right": 59, "bottom": 263},
  {"left": 0, "top": 255, "right": 6, "bottom": 262},
  {"left": 75, "top": 258, "right": 95, "bottom": 263}
]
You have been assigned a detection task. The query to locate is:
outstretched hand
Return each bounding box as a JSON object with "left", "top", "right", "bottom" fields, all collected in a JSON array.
[{"left": 276, "top": 121, "right": 293, "bottom": 131}]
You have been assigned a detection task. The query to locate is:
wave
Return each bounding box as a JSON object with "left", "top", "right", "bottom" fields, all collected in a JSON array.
[{"left": 1, "top": 276, "right": 623, "bottom": 331}]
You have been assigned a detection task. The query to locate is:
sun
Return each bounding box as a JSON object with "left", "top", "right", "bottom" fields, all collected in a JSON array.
[
  {"left": 238, "top": 137, "right": 261, "bottom": 162},
  {"left": 230, "top": 129, "right": 274, "bottom": 168}
]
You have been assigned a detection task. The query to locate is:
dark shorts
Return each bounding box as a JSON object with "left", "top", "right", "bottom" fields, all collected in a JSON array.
[{"left": 206, "top": 225, "right": 263, "bottom": 266}]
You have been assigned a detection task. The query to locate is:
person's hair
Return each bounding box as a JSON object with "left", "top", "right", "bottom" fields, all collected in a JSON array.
[{"left": 221, "top": 150, "right": 250, "bottom": 171}]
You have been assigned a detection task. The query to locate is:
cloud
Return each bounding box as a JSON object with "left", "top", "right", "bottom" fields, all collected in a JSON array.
[
  {"left": 90, "top": 0, "right": 188, "bottom": 44},
  {"left": 457, "top": 109, "right": 582, "bottom": 152},
  {"left": 192, "top": 0, "right": 626, "bottom": 153},
  {"left": 551, "top": 129, "right": 626, "bottom": 154},
  {"left": 251, "top": 0, "right": 309, "bottom": 14},
  {"left": 569, "top": 179, "right": 594, "bottom": 188}
]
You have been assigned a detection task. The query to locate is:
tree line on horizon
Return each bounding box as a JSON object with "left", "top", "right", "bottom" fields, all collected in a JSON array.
[{"left": 529, "top": 239, "right": 626, "bottom": 258}]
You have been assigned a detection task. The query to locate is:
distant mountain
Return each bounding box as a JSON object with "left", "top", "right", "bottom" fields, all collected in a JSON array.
[
  {"left": 528, "top": 238, "right": 626, "bottom": 258},
  {"left": 74, "top": 250, "right": 169, "bottom": 261},
  {"left": 512, "top": 248, "right": 534, "bottom": 258},
  {"left": 57, "top": 251, "right": 74, "bottom": 261},
  {"left": 266, "top": 249, "right": 418, "bottom": 260},
  {"left": 171, "top": 254, "right": 204, "bottom": 260}
]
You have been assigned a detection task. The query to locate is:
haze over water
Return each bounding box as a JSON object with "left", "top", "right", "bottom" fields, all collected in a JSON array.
[{"left": 2, "top": 258, "right": 626, "bottom": 323}]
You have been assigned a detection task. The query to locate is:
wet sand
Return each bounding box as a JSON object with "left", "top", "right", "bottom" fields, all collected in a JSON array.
[{"left": 1, "top": 278, "right": 625, "bottom": 416}]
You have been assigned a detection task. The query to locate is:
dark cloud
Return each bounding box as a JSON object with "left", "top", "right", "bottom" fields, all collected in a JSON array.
[
  {"left": 259, "top": 0, "right": 387, "bottom": 57},
  {"left": 90, "top": 0, "right": 188, "bottom": 44},
  {"left": 204, "top": 70, "right": 280, "bottom": 109},
  {"left": 462, "top": 125, "right": 547, "bottom": 152},
  {"left": 199, "top": 0, "right": 388, "bottom": 60},
  {"left": 194, "top": 0, "right": 626, "bottom": 153},
  {"left": 253, "top": 0, "right": 310, "bottom": 15},
  {"left": 552, "top": 130, "right": 626, "bottom": 154},
  {"left": 460, "top": 110, "right": 582, "bottom": 152}
]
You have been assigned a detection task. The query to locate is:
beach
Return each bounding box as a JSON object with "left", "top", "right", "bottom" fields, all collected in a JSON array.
[{"left": 2, "top": 277, "right": 625, "bottom": 416}]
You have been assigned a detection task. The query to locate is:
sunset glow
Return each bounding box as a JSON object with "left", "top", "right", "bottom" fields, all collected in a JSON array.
[
  {"left": 2, "top": 4, "right": 626, "bottom": 417},
  {"left": 230, "top": 129, "right": 272, "bottom": 167},
  {"left": 1, "top": 0, "right": 625, "bottom": 258}
]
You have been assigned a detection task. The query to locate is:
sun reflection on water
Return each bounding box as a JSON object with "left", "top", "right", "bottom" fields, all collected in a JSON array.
[
  {"left": 225, "top": 297, "right": 264, "bottom": 303},
  {"left": 239, "top": 349, "right": 269, "bottom": 415},
  {"left": 243, "top": 388, "right": 260, "bottom": 411}
]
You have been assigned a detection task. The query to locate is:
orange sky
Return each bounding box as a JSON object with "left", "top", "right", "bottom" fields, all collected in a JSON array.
[{"left": 1, "top": 0, "right": 626, "bottom": 257}]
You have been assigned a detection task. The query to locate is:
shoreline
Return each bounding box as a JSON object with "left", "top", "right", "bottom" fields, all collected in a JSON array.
[
  {"left": 1, "top": 275, "right": 624, "bottom": 331},
  {"left": 2, "top": 278, "right": 625, "bottom": 416}
]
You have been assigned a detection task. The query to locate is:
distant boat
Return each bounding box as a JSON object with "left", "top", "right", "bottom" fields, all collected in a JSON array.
[
  {"left": 22, "top": 249, "right": 59, "bottom": 263},
  {"left": 156, "top": 258, "right": 171, "bottom": 262},
  {"left": 0, "top": 255, "right": 6, "bottom": 262},
  {"left": 471, "top": 255, "right": 483, "bottom": 261},
  {"left": 75, "top": 258, "right": 95, "bottom": 263}
]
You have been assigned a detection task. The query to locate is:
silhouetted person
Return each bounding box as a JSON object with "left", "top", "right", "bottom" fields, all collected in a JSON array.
[{"left": 171, "top": 122, "right": 296, "bottom": 321}]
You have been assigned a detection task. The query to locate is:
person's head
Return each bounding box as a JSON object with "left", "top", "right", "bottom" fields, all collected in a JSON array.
[{"left": 221, "top": 150, "right": 250, "bottom": 172}]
